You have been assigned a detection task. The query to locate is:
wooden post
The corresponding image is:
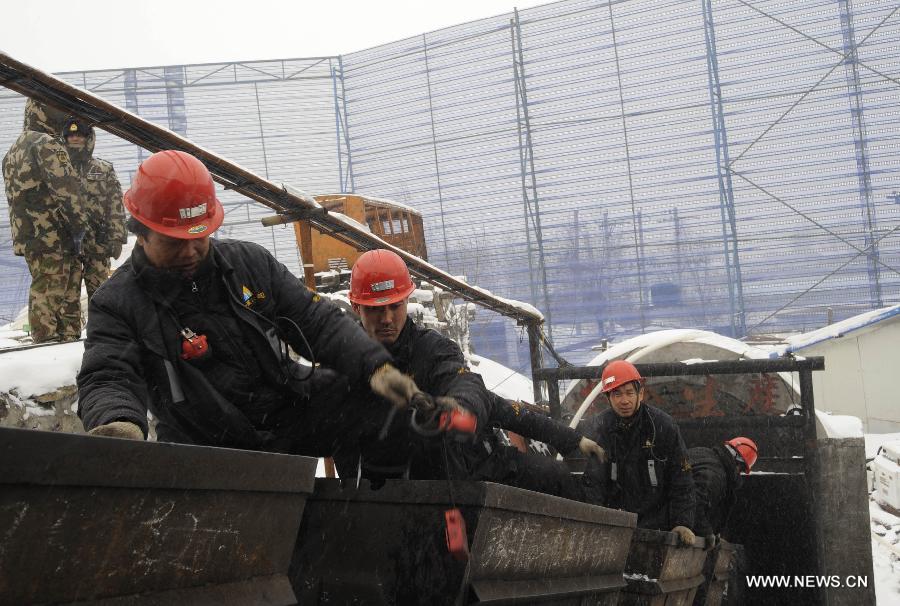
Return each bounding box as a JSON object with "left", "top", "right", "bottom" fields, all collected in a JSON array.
[
  {"left": 292, "top": 219, "right": 336, "bottom": 478},
  {"left": 293, "top": 220, "right": 317, "bottom": 289},
  {"left": 527, "top": 321, "right": 544, "bottom": 406}
]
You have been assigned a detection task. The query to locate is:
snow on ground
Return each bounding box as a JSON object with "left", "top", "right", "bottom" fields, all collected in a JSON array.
[
  {"left": 871, "top": 497, "right": 900, "bottom": 603},
  {"left": 0, "top": 340, "right": 84, "bottom": 397}
]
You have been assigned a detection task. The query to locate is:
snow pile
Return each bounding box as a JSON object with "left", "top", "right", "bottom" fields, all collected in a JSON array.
[
  {"left": 870, "top": 497, "right": 900, "bottom": 603},
  {"left": 816, "top": 412, "right": 864, "bottom": 438},
  {"left": 0, "top": 341, "right": 84, "bottom": 397},
  {"left": 866, "top": 434, "right": 900, "bottom": 460}
]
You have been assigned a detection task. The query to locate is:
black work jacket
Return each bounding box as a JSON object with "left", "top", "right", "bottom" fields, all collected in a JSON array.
[
  {"left": 382, "top": 318, "right": 493, "bottom": 479},
  {"left": 386, "top": 317, "right": 489, "bottom": 425},
  {"left": 688, "top": 445, "right": 743, "bottom": 536},
  {"left": 488, "top": 393, "right": 582, "bottom": 455},
  {"left": 581, "top": 404, "right": 695, "bottom": 530},
  {"left": 77, "top": 238, "right": 391, "bottom": 449}
]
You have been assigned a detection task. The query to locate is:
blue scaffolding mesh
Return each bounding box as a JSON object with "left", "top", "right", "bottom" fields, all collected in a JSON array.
[{"left": 1, "top": 0, "right": 898, "bottom": 374}]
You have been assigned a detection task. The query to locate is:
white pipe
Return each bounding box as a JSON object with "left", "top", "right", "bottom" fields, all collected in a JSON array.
[
  {"left": 567, "top": 330, "right": 709, "bottom": 430},
  {"left": 569, "top": 379, "right": 606, "bottom": 430}
]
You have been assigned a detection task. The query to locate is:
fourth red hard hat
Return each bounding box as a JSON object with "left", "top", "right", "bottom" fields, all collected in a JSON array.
[
  {"left": 350, "top": 249, "right": 416, "bottom": 306},
  {"left": 124, "top": 150, "right": 224, "bottom": 239},
  {"left": 725, "top": 436, "right": 758, "bottom": 474}
]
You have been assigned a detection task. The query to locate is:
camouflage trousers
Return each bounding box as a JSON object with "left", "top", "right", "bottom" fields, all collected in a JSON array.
[
  {"left": 24, "top": 251, "right": 83, "bottom": 343},
  {"left": 82, "top": 255, "right": 112, "bottom": 301}
]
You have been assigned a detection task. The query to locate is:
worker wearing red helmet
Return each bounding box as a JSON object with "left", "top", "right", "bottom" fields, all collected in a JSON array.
[
  {"left": 77, "top": 150, "right": 420, "bottom": 454},
  {"left": 688, "top": 436, "right": 757, "bottom": 604},
  {"left": 581, "top": 359, "right": 697, "bottom": 545},
  {"left": 339, "top": 249, "right": 606, "bottom": 500},
  {"left": 688, "top": 436, "right": 758, "bottom": 547}
]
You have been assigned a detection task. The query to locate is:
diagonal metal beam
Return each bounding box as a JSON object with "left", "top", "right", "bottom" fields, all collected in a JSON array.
[
  {"left": 727, "top": 4, "right": 899, "bottom": 168},
  {"left": 746, "top": 223, "right": 900, "bottom": 333},
  {"left": 0, "top": 51, "right": 544, "bottom": 327},
  {"left": 734, "top": 0, "right": 900, "bottom": 88},
  {"left": 730, "top": 168, "right": 900, "bottom": 278}
]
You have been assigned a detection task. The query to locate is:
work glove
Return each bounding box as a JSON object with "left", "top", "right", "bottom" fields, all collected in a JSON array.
[
  {"left": 87, "top": 421, "right": 144, "bottom": 440},
  {"left": 109, "top": 242, "right": 123, "bottom": 260},
  {"left": 370, "top": 364, "right": 421, "bottom": 409},
  {"left": 672, "top": 525, "right": 696, "bottom": 547},
  {"left": 703, "top": 533, "right": 718, "bottom": 552},
  {"left": 578, "top": 437, "right": 608, "bottom": 462}
]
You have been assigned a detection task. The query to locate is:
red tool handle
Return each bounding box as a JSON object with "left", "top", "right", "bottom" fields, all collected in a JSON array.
[
  {"left": 444, "top": 507, "right": 469, "bottom": 561},
  {"left": 439, "top": 409, "right": 477, "bottom": 434}
]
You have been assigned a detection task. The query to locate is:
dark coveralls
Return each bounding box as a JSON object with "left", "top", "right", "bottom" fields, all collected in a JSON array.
[
  {"left": 335, "top": 317, "right": 588, "bottom": 500},
  {"left": 581, "top": 403, "right": 695, "bottom": 530},
  {"left": 77, "top": 239, "right": 393, "bottom": 455},
  {"left": 688, "top": 445, "right": 746, "bottom": 605},
  {"left": 688, "top": 444, "right": 743, "bottom": 538}
]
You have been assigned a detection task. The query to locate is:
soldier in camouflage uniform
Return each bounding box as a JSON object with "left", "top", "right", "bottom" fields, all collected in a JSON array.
[
  {"left": 2, "top": 99, "right": 89, "bottom": 343},
  {"left": 62, "top": 118, "right": 127, "bottom": 300}
]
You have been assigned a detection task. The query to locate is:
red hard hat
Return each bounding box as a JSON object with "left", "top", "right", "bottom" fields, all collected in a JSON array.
[
  {"left": 725, "top": 437, "right": 758, "bottom": 474},
  {"left": 600, "top": 360, "right": 643, "bottom": 393},
  {"left": 350, "top": 249, "right": 416, "bottom": 306},
  {"left": 124, "top": 150, "right": 224, "bottom": 239}
]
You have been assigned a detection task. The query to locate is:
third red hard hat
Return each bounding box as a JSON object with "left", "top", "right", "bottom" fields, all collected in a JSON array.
[
  {"left": 600, "top": 360, "right": 643, "bottom": 393},
  {"left": 350, "top": 249, "right": 416, "bottom": 306},
  {"left": 725, "top": 436, "right": 758, "bottom": 474},
  {"left": 124, "top": 150, "right": 224, "bottom": 239}
]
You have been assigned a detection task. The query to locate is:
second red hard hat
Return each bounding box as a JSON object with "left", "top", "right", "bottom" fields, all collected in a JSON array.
[{"left": 350, "top": 249, "right": 416, "bottom": 306}]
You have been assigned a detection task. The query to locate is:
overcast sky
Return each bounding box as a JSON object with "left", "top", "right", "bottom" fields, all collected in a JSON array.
[{"left": 2, "top": 0, "right": 548, "bottom": 73}]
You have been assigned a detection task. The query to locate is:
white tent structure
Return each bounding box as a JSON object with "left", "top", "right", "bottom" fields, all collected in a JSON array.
[
  {"left": 561, "top": 329, "right": 863, "bottom": 439},
  {"left": 768, "top": 305, "right": 900, "bottom": 434}
]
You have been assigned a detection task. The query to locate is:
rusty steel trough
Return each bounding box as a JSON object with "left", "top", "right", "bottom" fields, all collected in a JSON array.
[
  {"left": 619, "top": 528, "right": 708, "bottom": 606},
  {"left": 290, "top": 478, "right": 637, "bottom": 605},
  {"left": 0, "top": 427, "right": 317, "bottom": 605}
]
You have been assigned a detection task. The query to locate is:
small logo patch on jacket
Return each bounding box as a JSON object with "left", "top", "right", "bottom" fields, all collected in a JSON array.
[{"left": 241, "top": 285, "right": 266, "bottom": 307}]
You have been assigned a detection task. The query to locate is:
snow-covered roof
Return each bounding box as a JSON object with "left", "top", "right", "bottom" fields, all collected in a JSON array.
[
  {"left": 330, "top": 211, "right": 372, "bottom": 233},
  {"left": 576, "top": 328, "right": 771, "bottom": 371},
  {"left": 768, "top": 304, "right": 900, "bottom": 358},
  {"left": 317, "top": 192, "right": 420, "bottom": 216}
]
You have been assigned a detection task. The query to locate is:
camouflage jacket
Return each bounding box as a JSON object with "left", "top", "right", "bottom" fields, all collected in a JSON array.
[
  {"left": 2, "top": 99, "right": 89, "bottom": 256},
  {"left": 65, "top": 127, "right": 127, "bottom": 258}
]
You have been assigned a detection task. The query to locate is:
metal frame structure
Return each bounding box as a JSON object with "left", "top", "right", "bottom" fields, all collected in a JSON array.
[
  {"left": 1, "top": 0, "right": 898, "bottom": 373},
  {"left": 535, "top": 355, "right": 831, "bottom": 603},
  {"left": 702, "top": 0, "right": 747, "bottom": 337},
  {"left": 0, "top": 51, "right": 545, "bottom": 332}
]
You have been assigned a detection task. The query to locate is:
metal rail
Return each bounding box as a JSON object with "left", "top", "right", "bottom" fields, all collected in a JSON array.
[
  {"left": 0, "top": 51, "right": 544, "bottom": 327},
  {"left": 533, "top": 357, "right": 825, "bottom": 381},
  {"left": 535, "top": 356, "right": 825, "bottom": 422}
]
